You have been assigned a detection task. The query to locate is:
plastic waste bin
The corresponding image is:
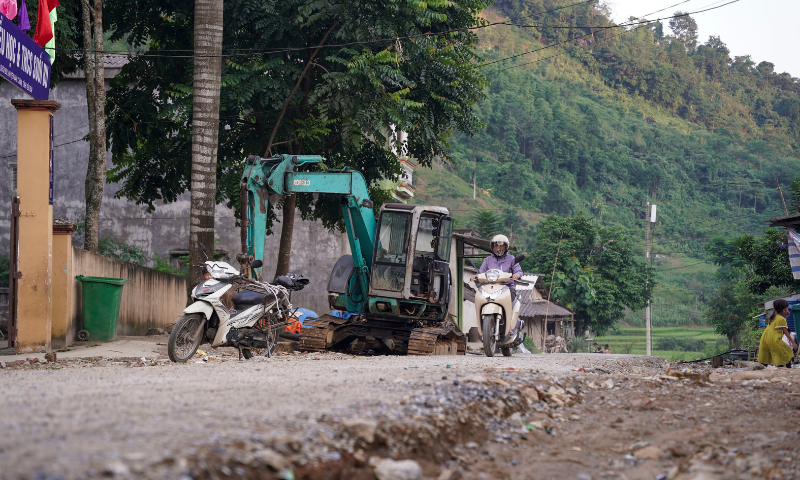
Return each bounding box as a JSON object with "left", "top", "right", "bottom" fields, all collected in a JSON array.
[{"left": 77, "top": 275, "right": 128, "bottom": 341}]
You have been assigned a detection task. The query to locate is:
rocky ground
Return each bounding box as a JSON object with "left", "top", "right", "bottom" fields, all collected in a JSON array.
[{"left": 1, "top": 341, "right": 799, "bottom": 480}]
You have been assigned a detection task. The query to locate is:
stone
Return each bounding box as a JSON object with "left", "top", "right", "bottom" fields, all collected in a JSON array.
[
  {"left": 464, "top": 375, "right": 487, "bottom": 384},
  {"left": 145, "top": 328, "right": 167, "bottom": 336},
  {"left": 733, "top": 360, "right": 764, "bottom": 370},
  {"left": 342, "top": 418, "right": 378, "bottom": 444},
  {"left": 0, "top": 361, "right": 6, "bottom": 368},
  {"left": 374, "top": 459, "right": 422, "bottom": 480},
  {"left": 601, "top": 378, "right": 615, "bottom": 389},
  {"left": 44, "top": 352, "right": 57, "bottom": 363},
  {"left": 465, "top": 442, "right": 479, "bottom": 450},
  {"left": 487, "top": 377, "right": 510, "bottom": 386},
  {"left": 438, "top": 469, "right": 462, "bottom": 480},
  {"left": 103, "top": 460, "right": 130, "bottom": 476},
  {"left": 633, "top": 445, "right": 662, "bottom": 460},
  {"left": 254, "top": 448, "right": 289, "bottom": 471},
  {"left": 730, "top": 370, "right": 779, "bottom": 381}
]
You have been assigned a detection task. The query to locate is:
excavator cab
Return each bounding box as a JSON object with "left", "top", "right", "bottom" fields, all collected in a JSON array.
[{"left": 365, "top": 204, "right": 453, "bottom": 319}]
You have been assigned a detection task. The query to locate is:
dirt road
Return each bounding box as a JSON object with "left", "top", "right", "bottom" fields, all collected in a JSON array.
[{"left": 1, "top": 345, "right": 799, "bottom": 480}]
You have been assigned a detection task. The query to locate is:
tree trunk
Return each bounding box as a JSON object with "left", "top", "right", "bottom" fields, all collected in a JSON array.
[
  {"left": 274, "top": 195, "right": 296, "bottom": 278},
  {"left": 81, "top": 0, "right": 106, "bottom": 253},
  {"left": 188, "top": 0, "right": 224, "bottom": 289}
]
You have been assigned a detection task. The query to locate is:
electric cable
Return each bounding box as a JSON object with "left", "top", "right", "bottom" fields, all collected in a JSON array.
[{"left": 483, "top": 0, "right": 741, "bottom": 67}]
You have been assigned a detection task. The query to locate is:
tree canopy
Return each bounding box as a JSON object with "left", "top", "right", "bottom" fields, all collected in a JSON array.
[
  {"left": 524, "top": 213, "right": 654, "bottom": 335},
  {"left": 104, "top": 0, "right": 488, "bottom": 231}
]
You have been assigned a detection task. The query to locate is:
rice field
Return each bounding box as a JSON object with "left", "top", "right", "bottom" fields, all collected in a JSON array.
[{"left": 592, "top": 326, "right": 729, "bottom": 361}]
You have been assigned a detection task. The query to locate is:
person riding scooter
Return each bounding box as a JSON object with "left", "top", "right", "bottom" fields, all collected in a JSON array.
[{"left": 470, "top": 234, "right": 522, "bottom": 301}]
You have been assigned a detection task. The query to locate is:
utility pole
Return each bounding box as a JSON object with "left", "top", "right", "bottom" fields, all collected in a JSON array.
[
  {"left": 645, "top": 202, "right": 656, "bottom": 356},
  {"left": 473, "top": 158, "right": 477, "bottom": 200}
]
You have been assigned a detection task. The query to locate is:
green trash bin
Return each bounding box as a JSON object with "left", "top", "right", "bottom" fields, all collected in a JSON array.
[{"left": 77, "top": 275, "right": 129, "bottom": 341}]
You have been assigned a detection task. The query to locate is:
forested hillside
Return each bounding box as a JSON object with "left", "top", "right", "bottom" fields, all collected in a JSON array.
[{"left": 436, "top": 0, "right": 800, "bottom": 327}]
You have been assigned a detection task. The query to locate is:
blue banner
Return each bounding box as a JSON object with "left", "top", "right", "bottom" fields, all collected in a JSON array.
[{"left": 0, "top": 15, "right": 51, "bottom": 100}]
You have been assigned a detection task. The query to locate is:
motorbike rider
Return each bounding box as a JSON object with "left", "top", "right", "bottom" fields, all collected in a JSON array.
[{"left": 470, "top": 234, "right": 522, "bottom": 302}]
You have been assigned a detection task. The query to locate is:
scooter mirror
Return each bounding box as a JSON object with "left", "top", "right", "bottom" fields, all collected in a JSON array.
[
  {"left": 465, "top": 258, "right": 475, "bottom": 268},
  {"left": 251, "top": 259, "right": 263, "bottom": 269},
  {"left": 514, "top": 254, "right": 525, "bottom": 265},
  {"left": 198, "top": 242, "right": 208, "bottom": 260}
]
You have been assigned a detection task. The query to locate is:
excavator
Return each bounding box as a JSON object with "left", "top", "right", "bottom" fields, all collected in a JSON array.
[{"left": 237, "top": 153, "right": 466, "bottom": 355}]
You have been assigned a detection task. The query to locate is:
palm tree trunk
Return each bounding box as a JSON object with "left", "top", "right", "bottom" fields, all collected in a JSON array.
[
  {"left": 188, "top": 0, "right": 224, "bottom": 289},
  {"left": 81, "top": 0, "right": 106, "bottom": 253}
]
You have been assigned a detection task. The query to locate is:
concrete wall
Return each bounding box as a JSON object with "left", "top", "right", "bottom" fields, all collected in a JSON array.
[
  {"left": 1, "top": 79, "right": 349, "bottom": 321},
  {"left": 71, "top": 247, "right": 189, "bottom": 338},
  {"left": 263, "top": 210, "right": 349, "bottom": 315},
  {"left": 0, "top": 80, "right": 242, "bottom": 269}
]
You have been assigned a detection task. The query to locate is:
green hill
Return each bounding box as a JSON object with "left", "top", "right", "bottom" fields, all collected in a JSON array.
[{"left": 414, "top": 0, "right": 800, "bottom": 327}]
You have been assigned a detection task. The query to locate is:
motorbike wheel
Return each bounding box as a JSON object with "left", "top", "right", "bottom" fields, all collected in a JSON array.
[
  {"left": 241, "top": 325, "right": 278, "bottom": 359},
  {"left": 168, "top": 313, "right": 205, "bottom": 363},
  {"left": 482, "top": 315, "right": 496, "bottom": 357},
  {"left": 501, "top": 347, "right": 512, "bottom": 357}
]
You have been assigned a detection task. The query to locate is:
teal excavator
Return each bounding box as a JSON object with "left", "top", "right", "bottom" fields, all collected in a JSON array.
[{"left": 237, "top": 154, "right": 466, "bottom": 355}]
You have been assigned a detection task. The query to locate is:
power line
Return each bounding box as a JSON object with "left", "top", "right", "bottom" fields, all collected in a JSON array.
[{"left": 483, "top": 0, "right": 740, "bottom": 68}]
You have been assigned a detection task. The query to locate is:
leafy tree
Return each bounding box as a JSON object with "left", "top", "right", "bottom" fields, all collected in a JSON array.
[
  {"left": 104, "top": 0, "right": 488, "bottom": 276},
  {"left": 733, "top": 229, "right": 800, "bottom": 295},
  {"left": 525, "top": 214, "right": 653, "bottom": 335},
  {"left": 668, "top": 11, "right": 698, "bottom": 51},
  {"left": 469, "top": 209, "right": 502, "bottom": 239},
  {"left": 789, "top": 178, "right": 800, "bottom": 213}
]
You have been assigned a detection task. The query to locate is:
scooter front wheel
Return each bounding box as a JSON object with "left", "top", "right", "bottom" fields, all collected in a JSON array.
[
  {"left": 482, "top": 315, "right": 496, "bottom": 357},
  {"left": 168, "top": 313, "right": 205, "bottom": 363}
]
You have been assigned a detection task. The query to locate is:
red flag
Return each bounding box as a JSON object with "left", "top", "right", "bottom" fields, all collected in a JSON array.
[{"left": 32, "top": 0, "right": 59, "bottom": 47}]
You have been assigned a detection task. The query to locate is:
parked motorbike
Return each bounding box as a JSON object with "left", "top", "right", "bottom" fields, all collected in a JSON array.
[
  {"left": 167, "top": 242, "right": 308, "bottom": 363},
  {"left": 473, "top": 254, "right": 527, "bottom": 357}
]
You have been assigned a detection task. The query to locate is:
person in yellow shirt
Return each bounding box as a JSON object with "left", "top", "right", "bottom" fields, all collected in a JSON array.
[{"left": 758, "top": 299, "right": 796, "bottom": 367}]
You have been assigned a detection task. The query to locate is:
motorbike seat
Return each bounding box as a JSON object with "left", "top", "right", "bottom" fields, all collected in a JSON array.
[{"left": 231, "top": 289, "right": 268, "bottom": 307}]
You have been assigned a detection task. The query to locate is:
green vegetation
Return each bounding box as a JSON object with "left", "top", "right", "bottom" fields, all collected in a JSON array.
[
  {"left": 433, "top": 0, "right": 800, "bottom": 331},
  {"left": 98, "top": 237, "right": 147, "bottom": 266},
  {"left": 595, "top": 326, "right": 728, "bottom": 361}
]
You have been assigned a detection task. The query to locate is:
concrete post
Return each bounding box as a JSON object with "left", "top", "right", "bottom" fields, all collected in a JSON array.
[
  {"left": 12, "top": 99, "right": 60, "bottom": 354},
  {"left": 52, "top": 220, "right": 77, "bottom": 350}
]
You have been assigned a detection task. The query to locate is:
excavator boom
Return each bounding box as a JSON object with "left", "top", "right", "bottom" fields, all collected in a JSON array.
[{"left": 239, "top": 154, "right": 375, "bottom": 311}]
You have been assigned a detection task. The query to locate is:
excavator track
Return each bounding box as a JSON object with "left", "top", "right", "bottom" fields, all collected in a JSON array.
[
  {"left": 298, "top": 314, "right": 349, "bottom": 352},
  {"left": 299, "top": 315, "right": 466, "bottom": 355},
  {"left": 407, "top": 326, "right": 466, "bottom": 356}
]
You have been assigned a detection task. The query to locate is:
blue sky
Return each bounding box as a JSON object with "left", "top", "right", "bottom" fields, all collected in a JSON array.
[{"left": 606, "top": 0, "right": 800, "bottom": 77}]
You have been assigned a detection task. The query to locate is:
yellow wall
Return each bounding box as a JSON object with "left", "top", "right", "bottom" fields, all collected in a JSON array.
[
  {"left": 12, "top": 100, "right": 59, "bottom": 354},
  {"left": 70, "top": 248, "right": 190, "bottom": 338},
  {"left": 51, "top": 232, "right": 73, "bottom": 350}
]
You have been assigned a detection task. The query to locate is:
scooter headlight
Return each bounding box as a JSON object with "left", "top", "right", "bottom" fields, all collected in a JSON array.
[
  {"left": 481, "top": 286, "right": 507, "bottom": 301},
  {"left": 486, "top": 270, "right": 500, "bottom": 283}
]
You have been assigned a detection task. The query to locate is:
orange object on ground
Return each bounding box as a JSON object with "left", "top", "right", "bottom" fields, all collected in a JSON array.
[{"left": 286, "top": 318, "right": 302, "bottom": 334}]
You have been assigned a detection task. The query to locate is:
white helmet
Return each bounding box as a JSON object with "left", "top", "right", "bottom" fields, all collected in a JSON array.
[{"left": 490, "top": 234, "right": 509, "bottom": 257}]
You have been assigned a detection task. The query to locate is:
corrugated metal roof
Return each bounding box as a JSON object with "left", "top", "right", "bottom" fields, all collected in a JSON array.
[{"left": 767, "top": 213, "right": 800, "bottom": 228}]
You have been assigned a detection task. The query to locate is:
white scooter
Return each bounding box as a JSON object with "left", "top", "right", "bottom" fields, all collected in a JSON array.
[
  {"left": 471, "top": 254, "right": 527, "bottom": 357},
  {"left": 167, "top": 242, "right": 308, "bottom": 362}
]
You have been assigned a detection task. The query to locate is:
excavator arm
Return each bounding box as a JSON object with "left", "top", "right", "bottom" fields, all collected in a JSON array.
[{"left": 239, "top": 154, "right": 376, "bottom": 312}]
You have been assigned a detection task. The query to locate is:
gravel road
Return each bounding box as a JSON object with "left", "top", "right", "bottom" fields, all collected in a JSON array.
[{"left": 2, "top": 345, "right": 798, "bottom": 480}]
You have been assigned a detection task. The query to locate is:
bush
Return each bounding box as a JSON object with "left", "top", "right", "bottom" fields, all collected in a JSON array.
[
  {"left": 656, "top": 336, "right": 707, "bottom": 352},
  {"left": 153, "top": 253, "right": 187, "bottom": 277},
  {"left": 568, "top": 335, "right": 586, "bottom": 353},
  {"left": 98, "top": 237, "right": 147, "bottom": 265},
  {"left": 523, "top": 335, "right": 540, "bottom": 354}
]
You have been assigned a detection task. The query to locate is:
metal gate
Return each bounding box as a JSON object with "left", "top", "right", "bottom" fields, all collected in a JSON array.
[{"left": 8, "top": 196, "right": 20, "bottom": 348}]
